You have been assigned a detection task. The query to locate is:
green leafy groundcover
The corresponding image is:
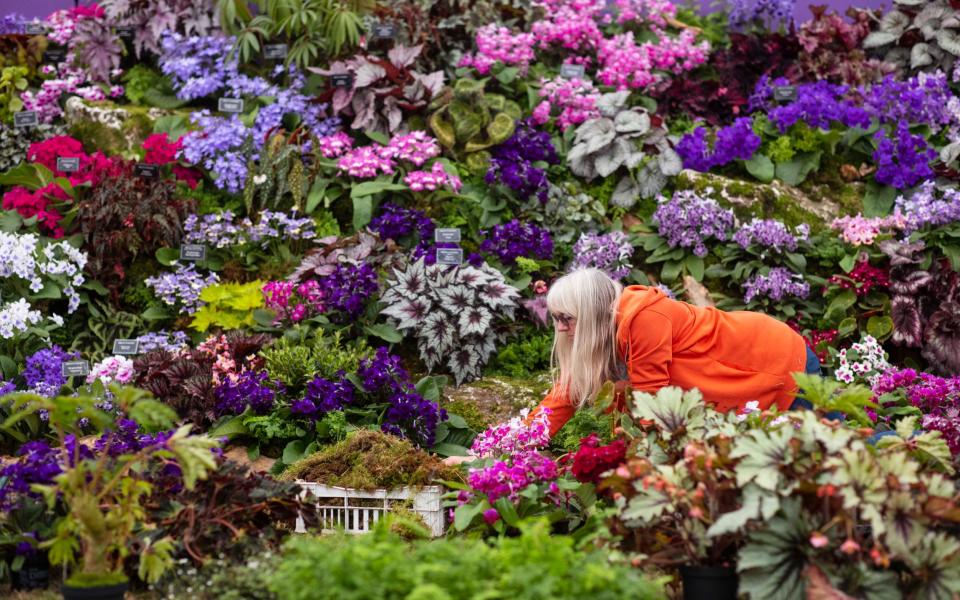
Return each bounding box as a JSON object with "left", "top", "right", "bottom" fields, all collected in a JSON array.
[{"left": 268, "top": 519, "right": 665, "bottom": 600}]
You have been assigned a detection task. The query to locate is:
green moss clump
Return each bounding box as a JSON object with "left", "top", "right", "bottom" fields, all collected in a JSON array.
[
  {"left": 65, "top": 571, "right": 129, "bottom": 588},
  {"left": 280, "top": 430, "right": 463, "bottom": 490},
  {"left": 443, "top": 399, "right": 490, "bottom": 432}
]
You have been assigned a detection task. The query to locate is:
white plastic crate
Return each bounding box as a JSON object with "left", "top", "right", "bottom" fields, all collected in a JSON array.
[{"left": 294, "top": 481, "right": 445, "bottom": 537}]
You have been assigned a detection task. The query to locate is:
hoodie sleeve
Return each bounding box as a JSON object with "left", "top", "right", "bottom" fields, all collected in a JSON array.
[
  {"left": 623, "top": 311, "right": 673, "bottom": 393},
  {"left": 528, "top": 388, "right": 576, "bottom": 438}
]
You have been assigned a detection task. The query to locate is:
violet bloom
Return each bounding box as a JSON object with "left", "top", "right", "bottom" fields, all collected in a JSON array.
[
  {"left": 480, "top": 220, "right": 554, "bottom": 265},
  {"left": 0, "top": 441, "right": 63, "bottom": 510},
  {"left": 214, "top": 370, "right": 284, "bottom": 416},
  {"left": 733, "top": 219, "right": 807, "bottom": 253},
  {"left": 652, "top": 190, "right": 735, "bottom": 257},
  {"left": 570, "top": 231, "right": 634, "bottom": 280},
  {"left": 294, "top": 373, "right": 355, "bottom": 417},
  {"left": 23, "top": 345, "right": 78, "bottom": 396},
  {"left": 676, "top": 117, "right": 761, "bottom": 171},
  {"left": 485, "top": 120, "right": 558, "bottom": 203},
  {"left": 742, "top": 267, "right": 810, "bottom": 303},
  {"left": 872, "top": 121, "right": 937, "bottom": 190}
]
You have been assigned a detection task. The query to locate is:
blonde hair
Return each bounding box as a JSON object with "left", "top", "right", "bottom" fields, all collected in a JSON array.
[{"left": 546, "top": 268, "right": 623, "bottom": 408}]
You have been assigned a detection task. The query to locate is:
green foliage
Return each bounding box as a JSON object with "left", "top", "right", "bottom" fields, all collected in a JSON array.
[
  {"left": 3, "top": 386, "right": 219, "bottom": 583},
  {"left": 260, "top": 330, "right": 368, "bottom": 391},
  {"left": 121, "top": 65, "right": 166, "bottom": 106},
  {"left": 244, "top": 133, "right": 311, "bottom": 214},
  {"left": 428, "top": 78, "right": 521, "bottom": 171},
  {"left": 550, "top": 409, "right": 613, "bottom": 455},
  {"left": 791, "top": 372, "right": 876, "bottom": 427},
  {"left": 487, "top": 330, "right": 552, "bottom": 378},
  {"left": 217, "top": 0, "right": 371, "bottom": 67},
  {"left": 268, "top": 519, "right": 665, "bottom": 600},
  {"left": 191, "top": 281, "right": 265, "bottom": 332},
  {"left": 0, "top": 66, "right": 28, "bottom": 122}
]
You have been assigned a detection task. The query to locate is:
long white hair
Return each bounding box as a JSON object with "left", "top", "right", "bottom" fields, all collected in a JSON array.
[{"left": 546, "top": 268, "right": 623, "bottom": 408}]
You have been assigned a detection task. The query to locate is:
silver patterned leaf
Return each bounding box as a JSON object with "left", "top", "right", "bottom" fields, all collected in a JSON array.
[
  {"left": 381, "top": 298, "right": 431, "bottom": 330},
  {"left": 458, "top": 307, "right": 492, "bottom": 338},
  {"left": 437, "top": 284, "right": 476, "bottom": 314}
]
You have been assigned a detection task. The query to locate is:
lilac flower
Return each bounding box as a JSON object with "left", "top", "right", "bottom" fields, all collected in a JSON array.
[
  {"left": 570, "top": 231, "right": 634, "bottom": 280},
  {"left": 23, "top": 346, "right": 78, "bottom": 396},
  {"left": 728, "top": 0, "right": 795, "bottom": 28},
  {"left": 652, "top": 190, "right": 736, "bottom": 257},
  {"left": 159, "top": 33, "right": 238, "bottom": 101},
  {"left": 895, "top": 181, "right": 960, "bottom": 234},
  {"left": 485, "top": 121, "right": 559, "bottom": 203},
  {"left": 369, "top": 203, "right": 435, "bottom": 261},
  {"left": 93, "top": 418, "right": 177, "bottom": 457},
  {"left": 480, "top": 220, "right": 554, "bottom": 265},
  {"left": 180, "top": 112, "right": 252, "bottom": 193},
  {"left": 0, "top": 380, "right": 14, "bottom": 396},
  {"left": 145, "top": 263, "right": 220, "bottom": 315},
  {"left": 137, "top": 331, "right": 190, "bottom": 353},
  {"left": 873, "top": 121, "right": 937, "bottom": 190},
  {"left": 742, "top": 267, "right": 810, "bottom": 303},
  {"left": 214, "top": 370, "right": 285, "bottom": 416},
  {"left": 676, "top": 117, "right": 761, "bottom": 171},
  {"left": 733, "top": 219, "right": 808, "bottom": 253}
]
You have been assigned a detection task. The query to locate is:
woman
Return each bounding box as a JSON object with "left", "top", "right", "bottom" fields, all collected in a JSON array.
[
  {"left": 448, "top": 268, "right": 818, "bottom": 468},
  {"left": 531, "top": 268, "right": 815, "bottom": 437}
]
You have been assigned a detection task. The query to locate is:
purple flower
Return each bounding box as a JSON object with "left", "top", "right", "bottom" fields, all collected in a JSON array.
[
  {"left": 215, "top": 370, "right": 285, "bottom": 416},
  {"left": 570, "top": 231, "right": 634, "bottom": 280},
  {"left": 652, "top": 190, "right": 735, "bottom": 257},
  {"left": 872, "top": 121, "right": 937, "bottom": 190},
  {"left": 159, "top": 33, "right": 237, "bottom": 101},
  {"left": 0, "top": 441, "right": 63, "bottom": 510},
  {"left": 485, "top": 121, "right": 558, "bottom": 203},
  {"left": 145, "top": 263, "right": 220, "bottom": 315},
  {"left": 728, "top": 0, "right": 795, "bottom": 28},
  {"left": 759, "top": 79, "right": 871, "bottom": 132},
  {"left": 23, "top": 346, "right": 78, "bottom": 396},
  {"left": 316, "top": 262, "right": 379, "bottom": 320},
  {"left": 483, "top": 508, "right": 500, "bottom": 525},
  {"left": 733, "top": 219, "right": 808, "bottom": 253},
  {"left": 863, "top": 73, "right": 954, "bottom": 129},
  {"left": 480, "top": 220, "right": 553, "bottom": 265},
  {"left": 677, "top": 117, "right": 760, "bottom": 171},
  {"left": 296, "top": 373, "right": 355, "bottom": 416},
  {"left": 742, "top": 267, "right": 810, "bottom": 303},
  {"left": 895, "top": 182, "right": 960, "bottom": 234},
  {"left": 369, "top": 203, "right": 435, "bottom": 259}
]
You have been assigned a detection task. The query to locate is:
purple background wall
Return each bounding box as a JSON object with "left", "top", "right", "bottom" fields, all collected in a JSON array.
[{"left": 0, "top": 0, "right": 892, "bottom": 24}]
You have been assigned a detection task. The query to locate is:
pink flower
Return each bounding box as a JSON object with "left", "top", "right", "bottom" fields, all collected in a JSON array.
[
  {"left": 337, "top": 145, "right": 395, "bottom": 178},
  {"left": 809, "top": 532, "right": 829, "bottom": 548},
  {"left": 482, "top": 508, "right": 500, "bottom": 525},
  {"left": 840, "top": 539, "right": 860, "bottom": 554},
  {"left": 404, "top": 162, "right": 462, "bottom": 192},
  {"left": 387, "top": 131, "right": 440, "bottom": 166},
  {"left": 317, "top": 132, "right": 354, "bottom": 158}
]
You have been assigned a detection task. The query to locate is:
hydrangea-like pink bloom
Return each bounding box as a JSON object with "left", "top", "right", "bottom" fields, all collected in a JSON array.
[
  {"left": 404, "top": 162, "right": 462, "bottom": 192},
  {"left": 317, "top": 131, "right": 354, "bottom": 158}
]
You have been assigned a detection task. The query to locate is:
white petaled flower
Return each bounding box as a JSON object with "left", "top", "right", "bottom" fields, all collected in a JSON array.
[{"left": 253, "top": 174, "right": 267, "bottom": 185}]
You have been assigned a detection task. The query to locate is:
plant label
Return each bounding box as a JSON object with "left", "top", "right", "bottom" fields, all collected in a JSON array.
[
  {"left": 218, "top": 98, "right": 244, "bottom": 113},
  {"left": 57, "top": 157, "right": 80, "bottom": 173},
  {"left": 24, "top": 23, "right": 46, "bottom": 35},
  {"left": 774, "top": 85, "right": 798, "bottom": 103},
  {"left": 179, "top": 243, "right": 207, "bottom": 262},
  {"left": 434, "top": 228, "right": 461, "bottom": 243},
  {"left": 373, "top": 23, "right": 396, "bottom": 39},
  {"left": 331, "top": 74, "right": 354, "bottom": 88},
  {"left": 135, "top": 163, "right": 159, "bottom": 178},
  {"left": 61, "top": 360, "right": 90, "bottom": 378},
  {"left": 436, "top": 247, "right": 463, "bottom": 265},
  {"left": 560, "top": 64, "right": 585, "bottom": 79},
  {"left": 112, "top": 339, "right": 140, "bottom": 355},
  {"left": 116, "top": 26, "right": 136, "bottom": 39},
  {"left": 14, "top": 111, "right": 38, "bottom": 128},
  {"left": 264, "top": 44, "right": 288, "bottom": 60},
  {"left": 43, "top": 48, "right": 66, "bottom": 64}
]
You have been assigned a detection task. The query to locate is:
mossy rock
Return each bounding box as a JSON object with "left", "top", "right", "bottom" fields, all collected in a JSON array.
[
  {"left": 674, "top": 170, "right": 847, "bottom": 231},
  {"left": 443, "top": 374, "right": 551, "bottom": 428},
  {"left": 64, "top": 97, "right": 191, "bottom": 158}
]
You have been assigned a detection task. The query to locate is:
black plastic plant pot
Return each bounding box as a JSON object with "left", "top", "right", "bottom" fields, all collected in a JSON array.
[
  {"left": 680, "top": 565, "right": 738, "bottom": 600},
  {"left": 61, "top": 581, "right": 129, "bottom": 600},
  {"left": 11, "top": 552, "right": 50, "bottom": 590}
]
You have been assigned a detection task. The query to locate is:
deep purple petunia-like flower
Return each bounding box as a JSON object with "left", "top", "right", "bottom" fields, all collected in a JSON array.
[
  {"left": 215, "top": 370, "right": 285, "bottom": 416},
  {"left": 23, "top": 346, "right": 78, "bottom": 396},
  {"left": 872, "top": 121, "right": 937, "bottom": 190},
  {"left": 676, "top": 117, "right": 761, "bottom": 172},
  {"left": 485, "top": 120, "right": 558, "bottom": 203},
  {"left": 480, "top": 220, "right": 553, "bottom": 265}
]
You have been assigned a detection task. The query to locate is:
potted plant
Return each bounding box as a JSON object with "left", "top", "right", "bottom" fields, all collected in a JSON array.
[
  {"left": 3, "top": 384, "right": 219, "bottom": 600},
  {"left": 602, "top": 376, "right": 960, "bottom": 599}
]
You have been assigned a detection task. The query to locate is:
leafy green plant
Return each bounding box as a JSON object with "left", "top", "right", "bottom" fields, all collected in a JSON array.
[
  {"left": 567, "top": 91, "right": 681, "bottom": 207},
  {"left": 2, "top": 386, "right": 219, "bottom": 586},
  {"left": 191, "top": 281, "right": 265, "bottom": 332},
  {"left": 0, "top": 66, "right": 27, "bottom": 123},
  {"left": 487, "top": 330, "right": 552, "bottom": 379},
  {"left": 121, "top": 65, "right": 167, "bottom": 106},
  {"left": 603, "top": 382, "right": 960, "bottom": 598},
  {"left": 259, "top": 330, "right": 369, "bottom": 392},
  {"left": 428, "top": 78, "right": 520, "bottom": 172},
  {"left": 268, "top": 518, "right": 665, "bottom": 600},
  {"left": 217, "top": 0, "right": 372, "bottom": 67}
]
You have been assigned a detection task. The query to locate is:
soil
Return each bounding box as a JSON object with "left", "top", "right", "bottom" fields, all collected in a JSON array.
[{"left": 442, "top": 374, "right": 552, "bottom": 429}]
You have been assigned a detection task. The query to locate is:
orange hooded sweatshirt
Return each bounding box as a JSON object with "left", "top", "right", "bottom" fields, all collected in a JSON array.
[{"left": 534, "top": 285, "right": 808, "bottom": 436}]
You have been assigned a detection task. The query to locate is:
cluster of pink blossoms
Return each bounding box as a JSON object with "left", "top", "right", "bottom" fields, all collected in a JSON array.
[
  {"left": 86, "top": 355, "right": 135, "bottom": 386},
  {"left": 458, "top": 25, "right": 536, "bottom": 75},
  {"left": 386, "top": 131, "right": 441, "bottom": 166},
  {"left": 531, "top": 5, "right": 603, "bottom": 52},
  {"left": 597, "top": 29, "right": 709, "bottom": 90},
  {"left": 21, "top": 65, "right": 123, "bottom": 122},
  {"left": 316, "top": 132, "right": 354, "bottom": 158},
  {"left": 830, "top": 213, "right": 907, "bottom": 246},
  {"left": 533, "top": 76, "right": 601, "bottom": 129},
  {"left": 195, "top": 334, "right": 263, "bottom": 386},
  {"left": 461, "top": 408, "right": 562, "bottom": 505},
  {"left": 404, "top": 162, "right": 462, "bottom": 192},
  {"left": 262, "top": 280, "right": 325, "bottom": 324},
  {"left": 337, "top": 146, "right": 396, "bottom": 178}
]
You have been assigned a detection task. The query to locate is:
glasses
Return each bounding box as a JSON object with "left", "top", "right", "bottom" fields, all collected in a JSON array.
[{"left": 551, "top": 312, "right": 576, "bottom": 327}]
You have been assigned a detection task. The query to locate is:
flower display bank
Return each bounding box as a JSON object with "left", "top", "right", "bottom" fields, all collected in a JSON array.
[{"left": 0, "top": 0, "right": 960, "bottom": 598}]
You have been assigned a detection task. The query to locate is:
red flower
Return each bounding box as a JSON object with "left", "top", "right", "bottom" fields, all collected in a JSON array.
[
  {"left": 569, "top": 434, "right": 627, "bottom": 484},
  {"left": 2, "top": 184, "right": 68, "bottom": 238},
  {"left": 143, "top": 133, "right": 183, "bottom": 166}
]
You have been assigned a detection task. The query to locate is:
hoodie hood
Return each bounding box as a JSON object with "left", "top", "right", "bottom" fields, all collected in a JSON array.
[{"left": 616, "top": 285, "right": 668, "bottom": 326}]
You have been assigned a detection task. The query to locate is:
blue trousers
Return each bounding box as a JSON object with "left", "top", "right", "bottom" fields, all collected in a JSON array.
[{"left": 789, "top": 346, "right": 821, "bottom": 411}]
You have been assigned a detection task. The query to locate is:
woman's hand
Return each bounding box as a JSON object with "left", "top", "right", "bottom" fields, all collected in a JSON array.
[{"left": 442, "top": 455, "right": 476, "bottom": 466}]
